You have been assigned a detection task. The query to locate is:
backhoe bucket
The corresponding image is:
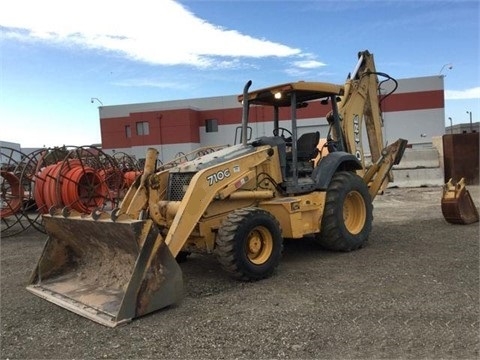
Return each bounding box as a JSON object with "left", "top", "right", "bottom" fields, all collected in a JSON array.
[
  {"left": 441, "top": 178, "right": 479, "bottom": 225},
  {"left": 26, "top": 212, "right": 184, "bottom": 327}
]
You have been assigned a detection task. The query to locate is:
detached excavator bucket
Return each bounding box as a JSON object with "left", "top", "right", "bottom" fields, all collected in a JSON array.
[
  {"left": 26, "top": 211, "right": 184, "bottom": 327},
  {"left": 441, "top": 178, "right": 479, "bottom": 225}
]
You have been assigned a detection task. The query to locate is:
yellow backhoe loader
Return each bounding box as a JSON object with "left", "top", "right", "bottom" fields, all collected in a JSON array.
[{"left": 27, "top": 50, "right": 408, "bottom": 327}]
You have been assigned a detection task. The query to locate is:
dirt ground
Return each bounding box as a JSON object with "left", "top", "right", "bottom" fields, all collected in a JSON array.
[{"left": 1, "top": 185, "right": 479, "bottom": 360}]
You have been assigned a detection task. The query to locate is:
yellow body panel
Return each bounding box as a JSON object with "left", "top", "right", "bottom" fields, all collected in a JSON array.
[{"left": 260, "top": 192, "right": 326, "bottom": 238}]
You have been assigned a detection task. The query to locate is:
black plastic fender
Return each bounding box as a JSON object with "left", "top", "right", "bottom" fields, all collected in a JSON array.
[{"left": 312, "top": 152, "right": 362, "bottom": 190}]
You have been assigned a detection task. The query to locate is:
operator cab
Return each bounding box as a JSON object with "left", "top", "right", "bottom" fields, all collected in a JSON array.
[{"left": 239, "top": 81, "right": 346, "bottom": 194}]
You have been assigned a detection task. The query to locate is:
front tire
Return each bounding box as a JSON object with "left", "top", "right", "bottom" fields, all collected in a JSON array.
[
  {"left": 316, "top": 171, "right": 372, "bottom": 251},
  {"left": 214, "top": 207, "right": 283, "bottom": 281}
]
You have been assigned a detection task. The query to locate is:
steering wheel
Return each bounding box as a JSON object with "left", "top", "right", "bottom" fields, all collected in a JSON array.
[{"left": 273, "top": 127, "right": 293, "bottom": 139}]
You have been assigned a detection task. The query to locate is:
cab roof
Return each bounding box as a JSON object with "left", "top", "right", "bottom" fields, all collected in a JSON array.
[{"left": 238, "top": 81, "right": 344, "bottom": 107}]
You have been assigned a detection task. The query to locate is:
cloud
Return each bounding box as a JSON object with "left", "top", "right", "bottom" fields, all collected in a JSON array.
[
  {"left": 292, "top": 60, "right": 326, "bottom": 69},
  {"left": 0, "top": 0, "right": 301, "bottom": 68},
  {"left": 445, "top": 87, "right": 480, "bottom": 100}
]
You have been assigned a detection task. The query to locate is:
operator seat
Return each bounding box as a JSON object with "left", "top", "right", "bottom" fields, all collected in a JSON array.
[
  {"left": 286, "top": 131, "right": 320, "bottom": 176},
  {"left": 296, "top": 131, "right": 320, "bottom": 161}
]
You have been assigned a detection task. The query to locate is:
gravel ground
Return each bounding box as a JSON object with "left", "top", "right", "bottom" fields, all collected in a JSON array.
[{"left": 1, "top": 185, "right": 479, "bottom": 360}]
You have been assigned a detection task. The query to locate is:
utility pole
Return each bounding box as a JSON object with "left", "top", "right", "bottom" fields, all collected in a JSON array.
[
  {"left": 91, "top": 97, "right": 104, "bottom": 106},
  {"left": 439, "top": 63, "right": 453, "bottom": 76},
  {"left": 466, "top": 111, "right": 472, "bottom": 132}
]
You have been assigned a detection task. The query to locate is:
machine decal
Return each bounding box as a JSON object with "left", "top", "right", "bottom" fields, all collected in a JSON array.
[
  {"left": 235, "top": 176, "right": 249, "bottom": 189},
  {"left": 353, "top": 114, "right": 362, "bottom": 161},
  {"left": 207, "top": 168, "right": 231, "bottom": 186}
]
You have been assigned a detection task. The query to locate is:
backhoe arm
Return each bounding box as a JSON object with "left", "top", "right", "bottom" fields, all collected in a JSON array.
[
  {"left": 363, "top": 138, "right": 408, "bottom": 199},
  {"left": 337, "top": 50, "right": 386, "bottom": 175}
]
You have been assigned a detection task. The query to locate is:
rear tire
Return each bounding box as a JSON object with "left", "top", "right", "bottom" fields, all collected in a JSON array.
[
  {"left": 316, "top": 171, "right": 372, "bottom": 251},
  {"left": 214, "top": 207, "right": 283, "bottom": 281}
]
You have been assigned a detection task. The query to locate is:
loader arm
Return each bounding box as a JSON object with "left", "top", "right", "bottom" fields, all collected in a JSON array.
[
  {"left": 154, "top": 146, "right": 276, "bottom": 257},
  {"left": 115, "top": 148, "right": 159, "bottom": 219}
]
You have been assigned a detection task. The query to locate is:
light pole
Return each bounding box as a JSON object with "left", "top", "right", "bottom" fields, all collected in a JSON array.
[
  {"left": 439, "top": 63, "right": 453, "bottom": 76},
  {"left": 448, "top": 117, "right": 453, "bottom": 134},
  {"left": 91, "top": 97, "right": 103, "bottom": 106},
  {"left": 466, "top": 111, "right": 472, "bottom": 132}
]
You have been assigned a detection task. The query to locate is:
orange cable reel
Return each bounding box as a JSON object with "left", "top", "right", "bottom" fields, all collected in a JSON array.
[
  {"left": 0, "top": 170, "right": 23, "bottom": 218},
  {"left": 61, "top": 164, "right": 110, "bottom": 213}
]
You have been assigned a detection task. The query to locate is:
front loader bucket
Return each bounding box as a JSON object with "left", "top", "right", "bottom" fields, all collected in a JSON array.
[
  {"left": 26, "top": 212, "right": 184, "bottom": 327},
  {"left": 441, "top": 178, "right": 479, "bottom": 225}
]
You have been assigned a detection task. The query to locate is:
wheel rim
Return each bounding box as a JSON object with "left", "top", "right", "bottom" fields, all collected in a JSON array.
[
  {"left": 246, "top": 226, "right": 273, "bottom": 265},
  {"left": 343, "top": 190, "right": 366, "bottom": 235}
]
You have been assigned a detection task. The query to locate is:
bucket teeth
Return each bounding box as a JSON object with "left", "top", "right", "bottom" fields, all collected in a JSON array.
[
  {"left": 91, "top": 208, "right": 111, "bottom": 221},
  {"left": 49, "top": 206, "right": 61, "bottom": 216},
  {"left": 61, "top": 207, "right": 69, "bottom": 217},
  {"left": 111, "top": 207, "right": 121, "bottom": 221},
  {"left": 110, "top": 208, "right": 134, "bottom": 222},
  {"left": 58, "top": 207, "right": 83, "bottom": 218}
]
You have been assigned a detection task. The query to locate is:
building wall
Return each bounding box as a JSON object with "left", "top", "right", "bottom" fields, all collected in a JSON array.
[
  {"left": 101, "top": 108, "right": 201, "bottom": 149},
  {"left": 379, "top": 75, "right": 445, "bottom": 147},
  {"left": 99, "top": 75, "right": 446, "bottom": 162},
  {"left": 383, "top": 109, "right": 445, "bottom": 146}
]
